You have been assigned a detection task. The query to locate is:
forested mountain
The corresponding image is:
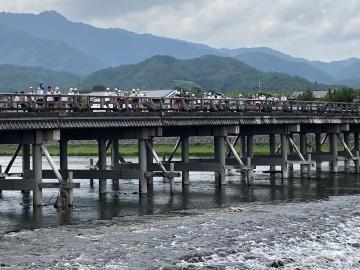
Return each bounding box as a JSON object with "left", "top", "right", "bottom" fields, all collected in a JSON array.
[
  {"left": 83, "top": 55, "right": 322, "bottom": 91},
  {"left": 0, "top": 23, "right": 105, "bottom": 75},
  {"left": 0, "top": 10, "right": 359, "bottom": 88},
  {"left": 0, "top": 65, "right": 80, "bottom": 91}
]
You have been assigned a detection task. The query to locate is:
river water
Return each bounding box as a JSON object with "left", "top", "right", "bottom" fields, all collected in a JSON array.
[{"left": 1, "top": 157, "right": 360, "bottom": 269}]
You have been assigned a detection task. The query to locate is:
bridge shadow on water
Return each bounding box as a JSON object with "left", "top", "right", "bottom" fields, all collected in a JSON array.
[{"left": 1, "top": 169, "right": 360, "bottom": 233}]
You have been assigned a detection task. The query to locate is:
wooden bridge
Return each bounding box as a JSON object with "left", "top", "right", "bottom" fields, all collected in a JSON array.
[{"left": 0, "top": 93, "right": 360, "bottom": 207}]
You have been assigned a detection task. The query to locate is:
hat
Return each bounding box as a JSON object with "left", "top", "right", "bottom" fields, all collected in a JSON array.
[
  {"left": 70, "top": 88, "right": 73, "bottom": 91},
  {"left": 208, "top": 92, "right": 211, "bottom": 95},
  {"left": 132, "top": 89, "right": 136, "bottom": 92},
  {"left": 106, "top": 88, "right": 110, "bottom": 91},
  {"left": 55, "top": 87, "right": 60, "bottom": 90},
  {"left": 74, "top": 88, "right": 78, "bottom": 91},
  {"left": 29, "top": 86, "right": 33, "bottom": 89}
]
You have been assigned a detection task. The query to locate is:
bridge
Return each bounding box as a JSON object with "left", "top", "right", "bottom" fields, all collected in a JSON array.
[{"left": 0, "top": 93, "right": 360, "bottom": 207}]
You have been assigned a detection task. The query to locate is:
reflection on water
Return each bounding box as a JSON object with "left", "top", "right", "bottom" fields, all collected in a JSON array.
[{"left": 1, "top": 156, "right": 360, "bottom": 233}]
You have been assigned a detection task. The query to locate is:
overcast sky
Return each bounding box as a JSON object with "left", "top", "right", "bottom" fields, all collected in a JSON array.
[{"left": 0, "top": 0, "right": 359, "bottom": 61}]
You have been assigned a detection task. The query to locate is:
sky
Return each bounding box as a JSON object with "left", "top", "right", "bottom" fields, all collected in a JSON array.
[{"left": 0, "top": 0, "right": 359, "bottom": 61}]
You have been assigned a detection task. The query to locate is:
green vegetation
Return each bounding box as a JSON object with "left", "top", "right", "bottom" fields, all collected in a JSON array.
[
  {"left": 297, "top": 89, "right": 316, "bottom": 101},
  {"left": 0, "top": 64, "right": 81, "bottom": 91},
  {"left": 0, "top": 143, "right": 349, "bottom": 157},
  {"left": 82, "top": 55, "right": 325, "bottom": 92},
  {"left": 322, "top": 88, "right": 359, "bottom": 102}
]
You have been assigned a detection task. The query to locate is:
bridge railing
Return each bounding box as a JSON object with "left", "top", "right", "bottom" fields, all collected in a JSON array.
[{"left": 0, "top": 93, "right": 359, "bottom": 114}]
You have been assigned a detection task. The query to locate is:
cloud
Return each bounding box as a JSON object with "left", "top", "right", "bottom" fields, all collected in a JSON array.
[{"left": 0, "top": 0, "right": 359, "bottom": 61}]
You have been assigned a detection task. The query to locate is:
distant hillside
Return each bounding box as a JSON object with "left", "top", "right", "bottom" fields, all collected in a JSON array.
[
  {"left": 83, "top": 55, "right": 321, "bottom": 91},
  {"left": 0, "top": 23, "right": 105, "bottom": 75},
  {"left": 235, "top": 52, "right": 334, "bottom": 83},
  {"left": 0, "top": 11, "right": 221, "bottom": 67},
  {"left": 0, "top": 65, "right": 81, "bottom": 91},
  {"left": 0, "top": 11, "right": 360, "bottom": 85}
]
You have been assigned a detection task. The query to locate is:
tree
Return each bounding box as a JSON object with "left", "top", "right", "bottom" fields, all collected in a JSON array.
[
  {"left": 297, "top": 89, "right": 315, "bottom": 101},
  {"left": 323, "top": 88, "right": 357, "bottom": 102},
  {"left": 91, "top": 85, "right": 106, "bottom": 92}
]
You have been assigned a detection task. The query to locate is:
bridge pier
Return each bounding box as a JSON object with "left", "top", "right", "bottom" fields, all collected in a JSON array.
[
  {"left": 111, "top": 138, "right": 120, "bottom": 190},
  {"left": 281, "top": 134, "right": 289, "bottom": 179},
  {"left": 329, "top": 132, "right": 338, "bottom": 173},
  {"left": 33, "top": 131, "right": 43, "bottom": 206},
  {"left": 214, "top": 134, "right": 226, "bottom": 186},
  {"left": 300, "top": 133, "right": 307, "bottom": 175},
  {"left": 98, "top": 138, "right": 107, "bottom": 194},
  {"left": 315, "top": 133, "right": 322, "bottom": 171},
  {"left": 138, "top": 138, "right": 148, "bottom": 194},
  {"left": 269, "top": 134, "right": 276, "bottom": 172},
  {"left": 288, "top": 134, "right": 294, "bottom": 174},
  {"left": 146, "top": 138, "right": 153, "bottom": 191},
  {"left": 343, "top": 132, "right": 350, "bottom": 171},
  {"left": 181, "top": 136, "right": 190, "bottom": 186},
  {"left": 240, "top": 135, "right": 246, "bottom": 158},
  {"left": 22, "top": 144, "right": 31, "bottom": 206}
]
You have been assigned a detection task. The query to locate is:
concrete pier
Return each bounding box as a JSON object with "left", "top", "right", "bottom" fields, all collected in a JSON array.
[
  {"left": 281, "top": 134, "right": 289, "bottom": 179},
  {"left": 181, "top": 136, "right": 190, "bottom": 185},
  {"left": 300, "top": 133, "right": 307, "bottom": 174},
  {"left": 32, "top": 132, "right": 42, "bottom": 206},
  {"left": 329, "top": 133, "right": 338, "bottom": 173},
  {"left": 111, "top": 139, "right": 120, "bottom": 190},
  {"left": 343, "top": 132, "right": 350, "bottom": 171},
  {"left": 22, "top": 144, "right": 31, "bottom": 205},
  {"left": 214, "top": 136, "right": 226, "bottom": 186},
  {"left": 146, "top": 138, "right": 153, "bottom": 191},
  {"left": 269, "top": 134, "right": 276, "bottom": 172},
  {"left": 315, "top": 133, "right": 322, "bottom": 171},
  {"left": 98, "top": 139, "right": 107, "bottom": 194},
  {"left": 138, "top": 139, "right": 148, "bottom": 194}
]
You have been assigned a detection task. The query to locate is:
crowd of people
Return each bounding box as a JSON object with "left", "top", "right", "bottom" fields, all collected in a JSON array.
[{"left": 10, "top": 85, "right": 291, "bottom": 112}]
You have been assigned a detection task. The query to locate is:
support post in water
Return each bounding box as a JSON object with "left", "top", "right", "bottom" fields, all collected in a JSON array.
[
  {"left": 343, "top": 132, "right": 350, "bottom": 171},
  {"left": 98, "top": 139, "right": 107, "bottom": 194},
  {"left": 281, "top": 134, "right": 289, "bottom": 179},
  {"left": 329, "top": 132, "right": 338, "bottom": 173},
  {"left": 181, "top": 136, "right": 190, "bottom": 185},
  {"left": 269, "top": 134, "right": 276, "bottom": 172},
  {"left": 33, "top": 131, "right": 43, "bottom": 206},
  {"left": 146, "top": 138, "right": 153, "bottom": 191},
  {"left": 214, "top": 136, "right": 226, "bottom": 186},
  {"left": 170, "top": 163, "right": 175, "bottom": 194},
  {"left": 22, "top": 144, "right": 31, "bottom": 206},
  {"left": 111, "top": 138, "right": 120, "bottom": 190},
  {"left": 89, "top": 158, "right": 94, "bottom": 188},
  {"left": 138, "top": 138, "right": 147, "bottom": 194},
  {"left": 300, "top": 133, "right": 307, "bottom": 175},
  {"left": 68, "top": 171, "right": 74, "bottom": 206},
  {"left": 315, "top": 133, "right": 322, "bottom": 171}
]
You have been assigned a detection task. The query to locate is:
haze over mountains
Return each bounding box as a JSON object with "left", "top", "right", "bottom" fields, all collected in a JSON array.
[{"left": 0, "top": 10, "right": 359, "bottom": 91}]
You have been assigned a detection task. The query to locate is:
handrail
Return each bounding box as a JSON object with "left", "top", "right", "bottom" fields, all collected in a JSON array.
[{"left": 0, "top": 93, "right": 358, "bottom": 114}]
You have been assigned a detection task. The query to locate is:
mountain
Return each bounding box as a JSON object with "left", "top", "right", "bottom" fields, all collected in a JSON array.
[
  {"left": 234, "top": 52, "right": 334, "bottom": 83},
  {"left": 0, "top": 23, "right": 105, "bottom": 75},
  {"left": 0, "top": 11, "right": 222, "bottom": 67},
  {"left": 0, "top": 64, "right": 80, "bottom": 91},
  {"left": 83, "top": 55, "right": 322, "bottom": 91},
  {"left": 0, "top": 10, "right": 359, "bottom": 86}
]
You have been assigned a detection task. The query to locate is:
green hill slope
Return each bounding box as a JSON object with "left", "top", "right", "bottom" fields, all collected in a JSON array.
[
  {"left": 83, "top": 55, "right": 322, "bottom": 91},
  {"left": 0, "top": 65, "right": 81, "bottom": 91}
]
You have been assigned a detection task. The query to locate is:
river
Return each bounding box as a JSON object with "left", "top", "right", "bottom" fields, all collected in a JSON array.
[{"left": 0, "top": 157, "right": 360, "bottom": 269}]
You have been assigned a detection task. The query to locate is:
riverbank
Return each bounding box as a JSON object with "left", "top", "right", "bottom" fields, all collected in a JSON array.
[{"left": 0, "top": 143, "right": 338, "bottom": 156}]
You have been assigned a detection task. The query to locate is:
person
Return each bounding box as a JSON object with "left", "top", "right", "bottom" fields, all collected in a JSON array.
[
  {"left": 104, "top": 88, "right": 112, "bottom": 109},
  {"left": 130, "top": 88, "right": 139, "bottom": 109},
  {"left": 28, "top": 87, "right": 36, "bottom": 101},
  {"left": 19, "top": 91, "right": 27, "bottom": 110},
  {"left": 46, "top": 86, "right": 55, "bottom": 108},
  {"left": 115, "top": 88, "right": 125, "bottom": 110}
]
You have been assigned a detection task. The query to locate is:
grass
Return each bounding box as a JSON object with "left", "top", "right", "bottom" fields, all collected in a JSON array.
[{"left": 0, "top": 143, "right": 349, "bottom": 157}]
